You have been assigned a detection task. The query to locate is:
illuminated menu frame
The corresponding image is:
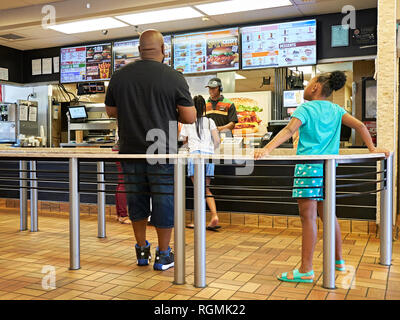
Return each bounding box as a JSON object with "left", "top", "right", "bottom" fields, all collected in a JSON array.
[
  {"left": 240, "top": 19, "right": 317, "bottom": 70},
  {"left": 113, "top": 35, "right": 172, "bottom": 71},
  {"left": 58, "top": 19, "right": 318, "bottom": 83},
  {"left": 60, "top": 42, "right": 112, "bottom": 84},
  {"left": 173, "top": 27, "right": 240, "bottom": 75}
]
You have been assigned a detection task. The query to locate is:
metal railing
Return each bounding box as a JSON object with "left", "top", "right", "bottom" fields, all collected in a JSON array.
[{"left": 0, "top": 149, "right": 393, "bottom": 290}]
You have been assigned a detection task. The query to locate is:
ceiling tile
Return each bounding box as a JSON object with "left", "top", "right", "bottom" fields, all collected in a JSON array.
[
  {"left": 0, "top": 0, "right": 377, "bottom": 50},
  {"left": 294, "top": 0, "right": 377, "bottom": 15},
  {"left": 0, "top": 0, "right": 63, "bottom": 10},
  {"left": 211, "top": 6, "right": 302, "bottom": 26}
]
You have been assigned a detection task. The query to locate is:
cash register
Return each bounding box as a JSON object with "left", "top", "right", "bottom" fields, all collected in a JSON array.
[
  {"left": 64, "top": 104, "right": 117, "bottom": 145},
  {"left": 260, "top": 120, "right": 292, "bottom": 148},
  {"left": 68, "top": 105, "right": 88, "bottom": 122}
]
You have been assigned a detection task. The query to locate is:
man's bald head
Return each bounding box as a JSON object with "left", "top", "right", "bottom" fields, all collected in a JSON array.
[{"left": 139, "top": 29, "right": 165, "bottom": 62}]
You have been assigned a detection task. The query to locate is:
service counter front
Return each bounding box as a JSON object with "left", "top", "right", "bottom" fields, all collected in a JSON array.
[
  {"left": 0, "top": 146, "right": 379, "bottom": 220},
  {"left": 0, "top": 147, "right": 392, "bottom": 290}
]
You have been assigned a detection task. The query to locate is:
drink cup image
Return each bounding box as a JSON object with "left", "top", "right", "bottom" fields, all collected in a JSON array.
[{"left": 296, "top": 92, "right": 301, "bottom": 104}]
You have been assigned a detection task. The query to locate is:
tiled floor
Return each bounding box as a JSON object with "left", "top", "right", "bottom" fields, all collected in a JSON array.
[{"left": 0, "top": 208, "right": 399, "bottom": 300}]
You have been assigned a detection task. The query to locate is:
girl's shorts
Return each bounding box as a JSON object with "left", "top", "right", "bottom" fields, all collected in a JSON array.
[
  {"left": 187, "top": 151, "right": 215, "bottom": 177},
  {"left": 292, "top": 164, "right": 324, "bottom": 201}
]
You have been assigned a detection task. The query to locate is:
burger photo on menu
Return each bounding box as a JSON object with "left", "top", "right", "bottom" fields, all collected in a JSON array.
[
  {"left": 207, "top": 47, "right": 239, "bottom": 68},
  {"left": 206, "top": 37, "right": 239, "bottom": 70},
  {"left": 230, "top": 98, "right": 263, "bottom": 135}
]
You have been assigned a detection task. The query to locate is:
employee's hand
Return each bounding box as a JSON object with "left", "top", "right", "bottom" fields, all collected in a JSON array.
[
  {"left": 254, "top": 147, "right": 270, "bottom": 160},
  {"left": 370, "top": 147, "right": 390, "bottom": 158}
]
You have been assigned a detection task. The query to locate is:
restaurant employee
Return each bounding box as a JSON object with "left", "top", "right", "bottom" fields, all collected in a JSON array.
[{"left": 205, "top": 78, "right": 238, "bottom": 135}]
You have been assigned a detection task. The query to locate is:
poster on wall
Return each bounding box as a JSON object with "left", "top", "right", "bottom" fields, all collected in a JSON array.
[
  {"left": 362, "top": 77, "right": 377, "bottom": 120},
  {"left": 364, "top": 121, "right": 376, "bottom": 145},
  {"left": 113, "top": 36, "right": 172, "bottom": 71},
  {"left": 32, "top": 59, "right": 42, "bottom": 76},
  {"left": 53, "top": 57, "right": 59, "bottom": 73},
  {"left": 60, "top": 43, "right": 112, "bottom": 83},
  {"left": 331, "top": 25, "right": 349, "bottom": 47},
  {"left": 173, "top": 28, "right": 239, "bottom": 74},
  {"left": 241, "top": 19, "right": 316, "bottom": 69},
  {"left": 222, "top": 92, "right": 272, "bottom": 136},
  {"left": 42, "top": 58, "right": 52, "bottom": 74},
  {"left": 0, "top": 67, "right": 9, "bottom": 81}
]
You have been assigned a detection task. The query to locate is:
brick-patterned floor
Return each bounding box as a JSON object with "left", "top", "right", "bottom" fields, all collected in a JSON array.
[{"left": 0, "top": 209, "right": 399, "bottom": 300}]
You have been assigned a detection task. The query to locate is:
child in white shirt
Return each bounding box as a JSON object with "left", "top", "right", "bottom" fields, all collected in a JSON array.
[{"left": 179, "top": 95, "right": 221, "bottom": 230}]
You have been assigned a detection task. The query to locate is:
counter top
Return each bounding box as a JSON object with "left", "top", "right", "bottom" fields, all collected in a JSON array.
[{"left": 0, "top": 146, "right": 388, "bottom": 161}]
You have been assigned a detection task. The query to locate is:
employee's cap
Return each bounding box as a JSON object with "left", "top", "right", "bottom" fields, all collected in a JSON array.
[{"left": 206, "top": 78, "right": 222, "bottom": 88}]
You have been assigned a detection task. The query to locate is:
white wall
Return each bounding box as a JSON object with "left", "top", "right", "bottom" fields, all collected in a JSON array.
[{"left": 185, "top": 74, "right": 216, "bottom": 97}]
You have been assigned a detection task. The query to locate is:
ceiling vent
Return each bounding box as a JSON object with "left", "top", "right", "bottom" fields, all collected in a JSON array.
[{"left": 0, "top": 33, "right": 25, "bottom": 40}]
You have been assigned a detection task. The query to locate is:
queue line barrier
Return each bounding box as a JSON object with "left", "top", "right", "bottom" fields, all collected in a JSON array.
[{"left": 0, "top": 150, "right": 393, "bottom": 289}]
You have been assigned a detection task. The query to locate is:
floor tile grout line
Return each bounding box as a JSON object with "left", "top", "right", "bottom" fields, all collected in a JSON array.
[
  {"left": 0, "top": 212, "right": 397, "bottom": 300},
  {"left": 231, "top": 228, "right": 289, "bottom": 299},
  {"left": 383, "top": 262, "right": 391, "bottom": 300},
  {"left": 343, "top": 232, "right": 371, "bottom": 300},
  {"left": 268, "top": 229, "right": 304, "bottom": 299}
]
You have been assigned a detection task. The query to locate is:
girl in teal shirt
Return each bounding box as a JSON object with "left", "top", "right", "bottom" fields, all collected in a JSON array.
[{"left": 255, "top": 71, "right": 389, "bottom": 283}]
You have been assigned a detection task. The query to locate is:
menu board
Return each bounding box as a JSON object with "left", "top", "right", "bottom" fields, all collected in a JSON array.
[
  {"left": 60, "top": 43, "right": 112, "bottom": 83},
  {"left": 113, "top": 36, "right": 172, "bottom": 71},
  {"left": 173, "top": 28, "right": 239, "bottom": 74},
  {"left": 241, "top": 20, "right": 316, "bottom": 69}
]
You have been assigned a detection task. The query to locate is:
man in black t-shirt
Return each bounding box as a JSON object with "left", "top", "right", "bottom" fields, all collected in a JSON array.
[{"left": 105, "top": 30, "right": 196, "bottom": 271}]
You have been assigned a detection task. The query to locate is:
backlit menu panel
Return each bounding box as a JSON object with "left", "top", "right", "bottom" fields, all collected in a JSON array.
[
  {"left": 113, "top": 36, "right": 172, "bottom": 71},
  {"left": 173, "top": 28, "right": 239, "bottom": 74},
  {"left": 241, "top": 20, "right": 316, "bottom": 69},
  {"left": 60, "top": 43, "right": 112, "bottom": 83}
]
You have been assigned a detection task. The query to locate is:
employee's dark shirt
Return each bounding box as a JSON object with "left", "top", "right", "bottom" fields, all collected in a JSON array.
[
  {"left": 105, "top": 60, "right": 193, "bottom": 154},
  {"left": 205, "top": 95, "right": 238, "bottom": 128}
]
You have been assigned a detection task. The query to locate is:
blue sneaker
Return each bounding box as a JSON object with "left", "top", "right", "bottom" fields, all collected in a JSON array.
[
  {"left": 153, "top": 247, "right": 174, "bottom": 271},
  {"left": 135, "top": 241, "right": 151, "bottom": 266}
]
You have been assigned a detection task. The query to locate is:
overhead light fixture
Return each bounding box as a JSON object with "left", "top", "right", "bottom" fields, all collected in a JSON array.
[
  {"left": 235, "top": 73, "right": 246, "bottom": 80},
  {"left": 195, "top": 0, "right": 292, "bottom": 16},
  {"left": 48, "top": 17, "right": 128, "bottom": 34},
  {"left": 116, "top": 7, "right": 203, "bottom": 26}
]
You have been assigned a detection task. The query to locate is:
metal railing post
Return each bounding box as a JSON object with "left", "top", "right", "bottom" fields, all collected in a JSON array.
[
  {"left": 19, "top": 160, "right": 28, "bottom": 231},
  {"left": 69, "top": 157, "right": 80, "bottom": 270},
  {"left": 30, "top": 160, "right": 38, "bottom": 232},
  {"left": 323, "top": 159, "right": 336, "bottom": 289},
  {"left": 380, "top": 154, "right": 393, "bottom": 266},
  {"left": 97, "top": 161, "right": 106, "bottom": 238},
  {"left": 194, "top": 157, "right": 206, "bottom": 288},
  {"left": 174, "top": 157, "right": 186, "bottom": 285}
]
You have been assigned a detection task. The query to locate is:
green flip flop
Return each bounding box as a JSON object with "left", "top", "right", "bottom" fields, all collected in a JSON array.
[
  {"left": 277, "top": 269, "right": 314, "bottom": 283},
  {"left": 335, "top": 260, "right": 346, "bottom": 271}
]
